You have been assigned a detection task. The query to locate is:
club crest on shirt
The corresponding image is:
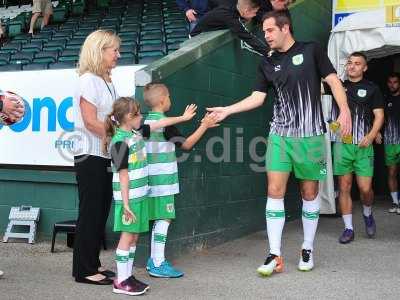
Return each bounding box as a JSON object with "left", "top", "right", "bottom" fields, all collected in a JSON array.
[
  {"left": 274, "top": 65, "right": 281, "bottom": 72},
  {"left": 388, "top": 102, "right": 393, "bottom": 107},
  {"left": 166, "top": 203, "right": 175, "bottom": 213},
  {"left": 357, "top": 89, "right": 367, "bottom": 98},
  {"left": 292, "top": 54, "right": 304, "bottom": 65}
]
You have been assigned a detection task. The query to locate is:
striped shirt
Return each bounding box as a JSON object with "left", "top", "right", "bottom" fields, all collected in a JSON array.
[
  {"left": 331, "top": 79, "right": 384, "bottom": 144},
  {"left": 254, "top": 42, "right": 336, "bottom": 137},
  {"left": 73, "top": 72, "right": 118, "bottom": 158},
  {"left": 383, "top": 94, "right": 400, "bottom": 145},
  {"left": 144, "top": 112, "right": 180, "bottom": 197},
  {"left": 111, "top": 128, "right": 149, "bottom": 203}
]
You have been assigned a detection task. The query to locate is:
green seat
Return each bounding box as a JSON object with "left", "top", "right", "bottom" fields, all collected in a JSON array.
[
  {"left": 65, "top": 44, "right": 82, "bottom": 50},
  {"left": 71, "top": 0, "right": 85, "bottom": 16},
  {"left": 8, "top": 20, "right": 24, "bottom": 38},
  {"left": 10, "top": 51, "right": 35, "bottom": 64},
  {"left": 53, "top": 6, "right": 68, "bottom": 23},
  {"left": 97, "top": 0, "right": 110, "bottom": 8},
  {"left": 34, "top": 51, "right": 59, "bottom": 63},
  {"left": 58, "top": 55, "right": 79, "bottom": 62},
  {"left": 0, "top": 53, "right": 11, "bottom": 64},
  {"left": 43, "top": 40, "right": 66, "bottom": 52},
  {"left": 141, "top": 31, "right": 163, "bottom": 41},
  {"left": 23, "top": 63, "right": 49, "bottom": 71}
]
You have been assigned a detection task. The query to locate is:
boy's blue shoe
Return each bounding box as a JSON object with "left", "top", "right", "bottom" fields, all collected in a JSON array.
[{"left": 146, "top": 258, "right": 184, "bottom": 278}]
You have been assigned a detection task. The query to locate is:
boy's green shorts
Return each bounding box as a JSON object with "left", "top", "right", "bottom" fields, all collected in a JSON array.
[{"left": 265, "top": 134, "right": 327, "bottom": 180}]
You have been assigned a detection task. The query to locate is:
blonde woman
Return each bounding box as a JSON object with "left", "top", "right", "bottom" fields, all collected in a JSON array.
[{"left": 72, "top": 30, "right": 120, "bottom": 285}]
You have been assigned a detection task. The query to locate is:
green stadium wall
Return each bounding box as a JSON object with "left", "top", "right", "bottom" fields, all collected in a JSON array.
[{"left": 0, "top": 0, "right": 333, "bottom": 263}]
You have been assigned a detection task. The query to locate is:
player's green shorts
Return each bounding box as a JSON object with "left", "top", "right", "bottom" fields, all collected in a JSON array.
[
  {"left": 333, "top": 143, "right": 374, "bottom": 177},
  {"left": 148, "top": 195, "right": 176, "bottom": 220},
  {"left": 384, "top": 144, "right": 400, "bottom": 166},
  {"left": 265, "top": 134, "right": 327, "bottom": 180},
  {"left": 114, "top": 198, "right": 149, "bottom": 233}
]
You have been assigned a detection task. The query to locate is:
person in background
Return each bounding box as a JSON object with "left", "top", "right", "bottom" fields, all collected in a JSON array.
[
  {"left": 330, "top": 52, "right": 384, "bottom": 244},
  {"left": 176, "top": 0, "right": 210, "bottom": 33},
  {"left": 376, "top": 73, "right": 400, "bottom": 213},
  {"left": 28, "top": 0, "right": 53, "bottom": 35}
]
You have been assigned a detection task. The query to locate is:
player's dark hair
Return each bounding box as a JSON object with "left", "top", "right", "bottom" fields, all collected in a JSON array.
[
  {"left": 247, "top": 0, "right": 263, "bottom": 9},
  {"left": 262, "top": 9, "right": 293, "bottom": 34},
  {"left": 387, "top": 72, "right": 400, "bottom": 81},
  {"left": 349, "top": 52, "right": 367, "bottom": 63}
]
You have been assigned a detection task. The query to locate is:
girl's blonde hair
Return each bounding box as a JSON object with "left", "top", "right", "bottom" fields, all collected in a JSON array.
[
  {"left": 103, "top": 97, "right": 141, "bottom": 154},
  {"left": 78, "top": 30, "right": 121, "bottom": 76}
]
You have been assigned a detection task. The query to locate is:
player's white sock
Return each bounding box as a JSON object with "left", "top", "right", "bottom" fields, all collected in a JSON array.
[
  {"left": 266, "top": 198, "right": 285, "bottom": 256},
  {"left": 302, "top": 197, "right": 320, "bottom": 251},
  {"left": 151, "top": 220, "right": 170, "bottom": 267},
  {"left": 391, "top": 192, "right": 399, "bottom": 205},
  {"left": 363, "top": 205, "right": 372, "bottom": 217},
  {"left": 115, "top": 249, "right": 130, "bottom": 283},
  {"left": 342, "top": 214, "right": 353, "bottom": 230},
  {"left": 127, "top": 246, "right": 136, "bottom": 276}
]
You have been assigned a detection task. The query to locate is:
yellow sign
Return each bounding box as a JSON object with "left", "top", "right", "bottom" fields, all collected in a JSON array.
[
  {"left": 336, "top": 0, "right": 400, "bottom": 11},
  {"left": 386, "top": 4, "right": 400, "bottom": 25},
  {"left": 333, "top": 0, "right": 400, "bottom": 27}
]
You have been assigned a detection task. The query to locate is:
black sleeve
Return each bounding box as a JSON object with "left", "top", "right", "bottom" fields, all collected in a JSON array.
[
  {"left": 224, "top": 14, "right": 269, "bottom": 55},
  {"left": 111, "top": 141, "right": 129, "bottom": 171},
  {"left": 253, "top": 62, "right": 271, "bottom": 93},
  {"left": 138, "top": 124, "right": 151, "bottom": 139},
  {"left": 313, "top": 42, "right": 336, "bottom": 79},
  {"left": 371, "top": 85, "right": 384, "bottom": 110},
  {"left": 191, "top": 7, "right": 269, "bottom": 55},
  {"left": 163, "top": 126, "right": 186, "bottom": 148}
]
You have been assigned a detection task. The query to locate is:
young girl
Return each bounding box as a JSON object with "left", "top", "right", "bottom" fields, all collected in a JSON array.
[{"left": 104, "top": 97, "right": 196, "bottom": 296}]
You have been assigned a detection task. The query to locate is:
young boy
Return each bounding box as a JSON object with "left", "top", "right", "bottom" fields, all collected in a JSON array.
[{"left": 143, "top": 83, "right": 218, "bottom": 278}]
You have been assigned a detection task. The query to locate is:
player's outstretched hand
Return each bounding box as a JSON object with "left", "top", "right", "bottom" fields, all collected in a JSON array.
[
  {"left": 201, "top": 113, "right": 220, "bottom": 128},
  {"left": 182, "top": 104, "right": 197, "bottom": 121},
  {"left": 206, "top": 107, "right": 229, "bottom": 122},
  {"left": 2, "top": 98, "right": 24, "bottom": 121}
]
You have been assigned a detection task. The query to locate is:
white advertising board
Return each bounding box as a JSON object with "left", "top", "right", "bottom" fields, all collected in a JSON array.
[{"left": 0, "top": 65, "right": 144, "bottom": 166}]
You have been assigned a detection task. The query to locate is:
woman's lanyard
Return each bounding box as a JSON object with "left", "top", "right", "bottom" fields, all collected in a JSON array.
[{"left": 103, "top": 78, "right": 117, "bottom": 101}]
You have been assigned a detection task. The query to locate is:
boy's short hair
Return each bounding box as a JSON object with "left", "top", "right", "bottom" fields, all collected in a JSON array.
[
  {"left": 349, "top": 51, "right": 367, "bottom": 63},
  {"left": 143, "top": 83, "right": 169, "bottom": 107},
  {"left": 388, "top": 72, "right": 400, "bottom": 81}
]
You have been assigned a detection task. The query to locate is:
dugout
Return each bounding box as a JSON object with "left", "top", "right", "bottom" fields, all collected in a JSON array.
[
  {"left": 0, "top": 0, "right": 333, "bottom": 262},
  {"left": 327, "top": 7, "right": 400, "bottom": 200}
]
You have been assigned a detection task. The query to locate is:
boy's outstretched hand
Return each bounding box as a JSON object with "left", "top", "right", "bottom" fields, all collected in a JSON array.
[
  {"left": 182, "top": 104, "right": 197, "bottom": 121},
  {"left": 200, "top": 113, "right": 220, "bottom": 128}
]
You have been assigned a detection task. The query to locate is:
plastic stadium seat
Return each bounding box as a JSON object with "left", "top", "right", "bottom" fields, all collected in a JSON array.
[
  {"left": 71, "top": 1, "right": 85, "bottom": 16},
  {"left": 166, "top": 29, "right": 188, "bottom": 39},
  {"left": 140, "top": 43, "right": 166, "bottom": 54},
  {"left": 48, "top": 61, "right": 76, "bottom": 69},
  {"left": 120, "top": 33, "right": 139, "bottom": 44},
  {"left": 34, "top": 51, "right": 59, "bottom": 63},
  {"left": 138, "top": 55, "right": 163, "bottom": 64},
  {"left": 74, "top": 29, "right": 95, "bottom": 37},
  {"left": 141, "top": 31, "right": 163, "bottom": 41},
  {"left": 121, "top": 17, "right": 141, "bottom": 25},
  {"left": 1, "top": 42, "right": 22, "bottom": 52},
  {"left": 166, "top": 37, "right": 187, "bottom": 44},
  {"left": 13, "top": 35, "right": 32, "bottom": 43},
  {"left": 0, "top": 64, "right": 22, "bottom": 71},
  {"left": 22, "top": 63, "right": 49, "bottom": 70},
  {"left": 10, "top": 51, "right": 35, "bottom": 64},
  {"left": 22, "top": 41, "right": 43, "bottom": 52},
  {"left": 167, "top": 42, "right": 180, "bottom": 53},
  {"left": 0, "top": 53, "right": 11, "bottom": 64},
  {"left": 68, "top": 37, "right": 86, "bottom": 46},
  {"left": 52, "top": 6, "right": 68, "bottom": 23},
  {"left": 58, "top": 55, "right": 79, "bottom": 62},
  {"left": 141, "top": 23, "right": 163, "bottom": 31},
  {"left": 119, "top": 24, "right": 140, "bottom": 33},
  {"left": 53, "top": 31, "right": 74, "bottom": 40},
  {"left": 99, "top": 25, "right": 118, "bottom": 32},
  {"left": 164, "top": 20, "right": 188, "bottom": 30},
  {"left": 43, "top": 40, "right": 67, "bottom": 52},
  {"left": 61, "top": 49, "right": 80, "bottom": 57},
  {"left": 120, "top": 44, "right": 138, "bottom": 56}
]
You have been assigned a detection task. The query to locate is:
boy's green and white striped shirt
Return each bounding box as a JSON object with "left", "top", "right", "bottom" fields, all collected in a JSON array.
[
  {"left": 144, "top": 111, "right": 180, "bottom": 197},
  {"left": 111, "top": 128, "right": 149, "bottom": 202}
]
